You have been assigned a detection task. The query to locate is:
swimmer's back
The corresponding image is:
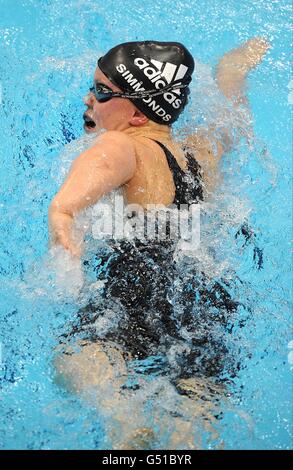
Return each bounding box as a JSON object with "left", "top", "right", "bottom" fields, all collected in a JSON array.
[{"left": 123, "top": 131, "right": 187, "bottom": 208}]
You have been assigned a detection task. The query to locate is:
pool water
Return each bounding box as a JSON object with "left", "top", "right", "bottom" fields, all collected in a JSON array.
[{"left": 0, "top": 0, "right": 292, "bottom": 450}]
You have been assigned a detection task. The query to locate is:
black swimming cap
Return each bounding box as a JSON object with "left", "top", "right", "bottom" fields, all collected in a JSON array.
[{"left": 98, "top": 41, "right": 194, "bottom": 125}]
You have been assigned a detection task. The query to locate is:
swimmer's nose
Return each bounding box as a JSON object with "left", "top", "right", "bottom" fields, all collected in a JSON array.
[{"left": 83, "top": 91, "right": 95, "bottom": 106}]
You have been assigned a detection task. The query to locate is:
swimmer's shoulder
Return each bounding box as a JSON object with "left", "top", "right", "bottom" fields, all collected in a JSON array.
[
  {"left": 71, "top": 130, "right": 136, "bottom": 182},
  {"left": 181, "top": 130, "right": 224, "bottom": 167},
  {"left": 93, "top": 130, "right": 136, "bottom": 156},
  {"left": 179, "top": 130, "right": 225, "bottom": 193}
]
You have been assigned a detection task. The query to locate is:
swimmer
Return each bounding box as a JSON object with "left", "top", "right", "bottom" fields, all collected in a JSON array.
[{"left": 51, "top": 38, "right": 270, "bottom": 449}]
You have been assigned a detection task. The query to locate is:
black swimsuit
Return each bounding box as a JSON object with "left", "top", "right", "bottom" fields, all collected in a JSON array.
[
  {"left": 64, "top": 141, "right": 239, "bottom": 382},
  {"left": 151, "top": 139, "right": 204, "bottom": 206}
]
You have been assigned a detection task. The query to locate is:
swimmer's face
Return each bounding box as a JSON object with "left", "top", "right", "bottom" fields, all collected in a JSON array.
[{"left": 83, "top": 67, "right": 148, "bottom": 133}]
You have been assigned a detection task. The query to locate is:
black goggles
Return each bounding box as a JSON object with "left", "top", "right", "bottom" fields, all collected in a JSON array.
[{"left": 89, "top": 79, "right": 190, "bottom": 103}]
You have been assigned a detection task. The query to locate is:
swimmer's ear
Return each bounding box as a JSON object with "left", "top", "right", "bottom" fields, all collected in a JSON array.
[{"left": 129, "top": 108, "right": 149, "bottom": 127}]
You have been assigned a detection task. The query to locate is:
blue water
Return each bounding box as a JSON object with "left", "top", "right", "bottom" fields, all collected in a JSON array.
[{"left": 0, "top": 0, "right": 292, "bottom": 449}]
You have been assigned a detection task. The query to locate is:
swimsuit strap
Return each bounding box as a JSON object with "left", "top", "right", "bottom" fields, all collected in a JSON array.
[
  {"left": 152, "top": 139, "right": 185, "bottom": 176},
  {"left": 149, "top": 139, "right": 204, "bottom": 206}
]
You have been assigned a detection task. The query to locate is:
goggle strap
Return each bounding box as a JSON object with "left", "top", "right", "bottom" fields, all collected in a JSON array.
[
  {"left": 90, "top": 79, "right": 191, "bottom": 101},
  {"left": 118, "top": 81, "right": 189, "bottom": 99}
]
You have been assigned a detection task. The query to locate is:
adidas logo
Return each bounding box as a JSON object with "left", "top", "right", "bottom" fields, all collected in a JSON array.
[
  {"left": 134, "top": 58, "right": 188, "bottom": 95},
  {"left": 115, "top": 58, "right": 189, "bottom": 122}
]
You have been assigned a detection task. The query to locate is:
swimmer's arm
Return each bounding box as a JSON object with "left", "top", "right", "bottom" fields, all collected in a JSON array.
[
  {"left": 214, "top": 37, "right": 270, "bottom": 146},
  {"left": 184, "top": 38, "right": 270, "bottom": 193},
  {"left": 182, "top": 45, "right": 241, "bottom": 193},
  {"left": 216, "top": 37, "right": 270, "bottom": 106},
  {"left": 48, "top": 131, "right": 136, "bottom": 257}
]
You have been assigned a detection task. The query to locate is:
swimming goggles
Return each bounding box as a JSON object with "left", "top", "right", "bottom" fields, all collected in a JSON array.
[{"left": 89, "top": 79, "right": 190, "bottom": 103}]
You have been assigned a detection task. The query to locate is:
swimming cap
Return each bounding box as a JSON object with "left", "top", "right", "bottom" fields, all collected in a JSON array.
[{"left": 98, "top": 41, "right": 194, "bottom": 125}]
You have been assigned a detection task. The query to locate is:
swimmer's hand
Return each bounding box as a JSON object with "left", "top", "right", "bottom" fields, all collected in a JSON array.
[
  {"left": 48, "top": 206, "right": 83, "bottom": 258},
  {"left": 51, "top": 233, "right": 82, "bottom": 258},
  {"left": 47, "top": 244, "right": 84, "bottom": 299}
]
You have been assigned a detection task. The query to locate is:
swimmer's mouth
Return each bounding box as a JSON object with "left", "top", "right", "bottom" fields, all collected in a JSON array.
[{"left": 83, "top": 113, "right": 96, "bottom": 131}]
